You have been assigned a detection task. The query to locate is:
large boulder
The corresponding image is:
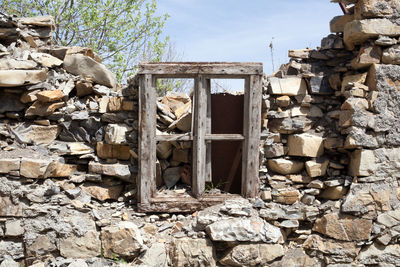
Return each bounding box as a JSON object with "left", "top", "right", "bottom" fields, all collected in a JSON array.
[
  {"left": 101, "top": 221, "right": 143, "bottom": 259},
  {"left": 63, "top": 54, "right": 116, "bottom": 88}
]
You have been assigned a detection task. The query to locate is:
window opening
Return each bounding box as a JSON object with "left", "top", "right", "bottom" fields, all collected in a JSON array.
[{"left": 138, "top": 62, "right": 262, "bottom": 212}]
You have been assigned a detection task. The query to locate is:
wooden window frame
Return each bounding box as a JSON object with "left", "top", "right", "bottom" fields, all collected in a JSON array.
[{"left": 137, "top": 62, "right": 263, "bottom": 213}]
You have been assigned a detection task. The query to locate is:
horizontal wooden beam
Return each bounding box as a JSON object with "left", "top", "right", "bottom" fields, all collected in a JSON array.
[
  {"left": 139, "top": 62, "right": 263, "bottom": 75},
  {"left": 205, "top": 134, "right": 245, "bottom": 141},
  {"left": 137, "top": 194, "right": 241, "bottom": 213},
  {"left": 156, "top": 134, "right": 192, "bottom": 141}
]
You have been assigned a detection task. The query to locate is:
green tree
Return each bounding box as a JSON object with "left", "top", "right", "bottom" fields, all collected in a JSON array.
[{"left": 0, "top": 0, "right": 169, "bottom": 81}]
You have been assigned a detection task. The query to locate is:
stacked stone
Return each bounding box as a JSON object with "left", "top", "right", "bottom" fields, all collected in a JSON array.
[
  {"left": 0, "top": 13, "right": 142, "bottom": 265},
  {"left": 257, "top": 0, "right": 400, "bottom": 266}
]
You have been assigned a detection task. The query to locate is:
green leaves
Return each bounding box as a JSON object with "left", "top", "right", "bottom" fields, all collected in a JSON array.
[{"left": 2, "top": 0, "right": 168, "bottom": 82}]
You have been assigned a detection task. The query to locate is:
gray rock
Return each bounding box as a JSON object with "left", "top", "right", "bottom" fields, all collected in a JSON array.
[
  {"left": 171, "top": 238, "right": 216, "bottom": 267},
  {"left": 0, "top": 257, "right": 19, "bottom": 267},
  {"left": 270, "top": 248, "right": 322, "bottom": 267},
  {"left": 163, "top": 167, "right": 181, "bottom": 188},
  {"left": 382, "top": 44, "right": 400, "bottom": 64},
  {"left": 137, "top": 243, "right": 168, "bottom": 267},
  {"left": 68, "top": 259, "right": 88, "bottom": 267},
  {"left": 219, "top": 244, "right": 285, "bottom": 267},
  {"left": 0, "top": 92, "right": 25, "bottom": 113},
  {"left": 0, "top": 241, "right": 24, "bottom": 260},
  {"left": 206, "top": 217, "right": 284, "bottom": 243},
  {"left": 358, "top": 243, "right": 400, "bottom": 266},
  {"left": 4, "top": 220, "right": 24, "bottom": 236}
]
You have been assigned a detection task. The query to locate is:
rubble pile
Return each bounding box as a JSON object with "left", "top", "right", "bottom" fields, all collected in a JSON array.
[
  {"left": 1, "top": 0, "right": 400, "bottom": 266},
  {"left": 155, "top": 92, "right": 193, "bottom": 190}
]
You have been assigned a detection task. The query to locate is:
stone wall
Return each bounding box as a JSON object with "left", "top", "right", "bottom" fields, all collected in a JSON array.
[{"left": 1, "top": 0, "right": 400, "bottom": 266}]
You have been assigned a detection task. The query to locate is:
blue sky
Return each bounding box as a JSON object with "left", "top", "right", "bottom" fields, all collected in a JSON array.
[{"left": 156, "top": 0, "right": 342, "bottom": 90}]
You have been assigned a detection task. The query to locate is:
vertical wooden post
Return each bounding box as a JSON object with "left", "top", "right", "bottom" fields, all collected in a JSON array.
[
  {"left": 242, "top": 75, "right": 262, "bottom": 198},
  {"left": 192, "top": 75, "right": 207, "bottom": 196},
  {"left": 205, "top": 78, "right": 212, "bottom": 183},
  {"left": 138, "top": 74, "right": 157, "bottom": 207}
]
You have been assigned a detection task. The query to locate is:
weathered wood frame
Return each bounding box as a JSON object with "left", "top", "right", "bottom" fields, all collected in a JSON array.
[{"left": 138, "top": 62, "right": 262, "bottom": 212}]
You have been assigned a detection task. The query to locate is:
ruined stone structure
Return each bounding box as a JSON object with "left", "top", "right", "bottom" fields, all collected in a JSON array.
[{"left": 1, "top": 0, "right": 400, "bottom": 266}]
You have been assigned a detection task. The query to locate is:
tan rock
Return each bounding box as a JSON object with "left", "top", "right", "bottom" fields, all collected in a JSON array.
[
  {"left": 26, "top": 234, "right": 57, "bottom": 259},
  {"left": 288, "top": 49, "right": 311, "bottom": 59},
  {"left": 273, "top": 188, "right": 300, "bottom": 204},
  {"left": 75, "top": 80, "right": 93, "bottom": 97},
  {"left": 268, "top": 158, "right": 304, "bottom": 175},
  {"left": 0, "top": 58, "right": 37, "bottom": 70},
  {"left": 305, "top": 159, "right": 329, "bottom": 177},
  {"left": 320, "top": 186, "right": 348, "bottom": 200},
  {"left": 219, "top": 244, "right": 285, "bottom": 266},
  {"left": 169, "top": 112, "right": 192, "bottom": 132},
  {"left": 20, "top": 90, "right": 40, "bottom": 103},
  {"left": 355, "top": 0, "right": 398, "bottom": 18},
  {"left": 276, "top": 95, "right": 291, "bottom": 107},
  {"left": 30, "top": 52, "right": 63, "bottom": 68},
  {"left": 96, "top": 142, "right": 130, "bottom": 160},
  {"left": 350, "top": 45, "right": 381, "bottom": 69},
  {"left": 313, "top": 212, "right": 372, "bottom": 241},
  {"left": 290, "top": 106, "right": 323, "bottom": 118},
  {"left": 101, "top": 221, "right": 143, "bottom": 259},
  {"left": 122, "top": 100, "right": 134, "bottom": 111},
  {"left": 20, "top": 158, "right": 49, "bottom": 178},
  {"left": 303, "top": 235, "right": 361, "bottom": 264},
  {"left": 330, "top": 14, "right": 355, "bottom": 33},
  {"left": 63, "top": 54, "right": 116, "bottom": 88},
  {"left": 18, "top": 15, "right": 55, "bottom": 27},
  {"left": 341, "top": 97, "right": 369, "bottom": 110},
  {"left": 25, "top": 101, "right": 64, "bottom": 117},
  {"left": 0, "top": 158, "right": 20, "bottom": 174},
  {"left": 161, "top": 92, "right": 191, "bottom": 112},
  {"left": 0, "top": 196, "right": 26, "bottom": 217},
  {"left": 174, "top": 101, "right": 191, "bottom": 119},
  {"left": 0, "top": 69, "right": 47, "bottom": 87},
  {"left": 260, "top": 190, "right": 272, "bottom": 201},
  {"left": 44, "top": 161, "right": 78, "bottom": 178},
  {"left": 36, "top": 90, "right": 64, "bottom": 103},
  {"left": 349, "top": 149, "right": 376, "bottom": 176},
  {"left": 13, "top": 124, "right": 60, "bottom": 145},
  {"left": 341, "top": 72, "right": 368, "bottom": 92},
  {"left": 344, "top": 19, "right": 400, "bottom": 49},
  {"left": 98, "top": 96, "right": 109, "bottom": 113},
  {"left": 107, "top": 97, "right": 123, "bottom": 111},
  {"left": 68, "top": 143, "right": 94, "bottom": 155},
  {"left": 172, "top": 148, "right": 190, "bottom": 163},
  {"left": 288, "top": 133, "right": 324, "bottom": 157},
  {"left": 268, "top": 77, "right": 307, "bottom": 96},
  {"left": 81, "top": 184, "right": 124, "bottom": 201}
]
